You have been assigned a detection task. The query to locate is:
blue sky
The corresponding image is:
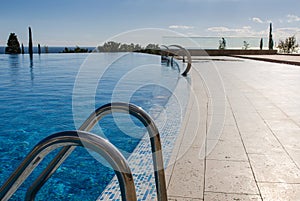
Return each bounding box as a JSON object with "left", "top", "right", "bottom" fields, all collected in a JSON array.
[{"left": 0, "top": 0, "right": 299, "bottom": 46}]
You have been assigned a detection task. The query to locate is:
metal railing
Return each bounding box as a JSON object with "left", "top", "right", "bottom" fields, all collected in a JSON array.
[
  {"left": 161, "top": 45, "right": 192, "bottom": 76},
  {"left": 25, "top": 102, "right": 167, "bottom": 201},
  {"left": 0, "top": 131, "right": 137, "bottom": 201}
]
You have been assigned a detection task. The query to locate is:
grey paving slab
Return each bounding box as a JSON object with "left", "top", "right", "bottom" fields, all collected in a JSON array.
[
  {"left": 204, "top": 192, "right": 261, "bottom": 201},
  {"left": 205, "top": 160, "right": 259, "bottom": 194}
]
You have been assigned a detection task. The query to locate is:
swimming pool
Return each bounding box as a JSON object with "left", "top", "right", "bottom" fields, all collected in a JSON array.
[{"left": 0, "top": 52, "right": 189, "bottom": 200}]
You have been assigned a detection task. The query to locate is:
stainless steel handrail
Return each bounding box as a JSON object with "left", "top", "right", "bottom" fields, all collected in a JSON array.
[
  {"left": 160, "top": 45, "right": 170, "bottom": 57},
  {"left": 160, "top": 45, "right": 171, "bottom": 65},
  {"left": 168, "top": 45, "right": 192, "bottom": 76},
  {"left": 0, "top": 131, "right": 137, "bottom": 201},
  {"left": 28, "top": 102, "right": 167, "bottom": 201}
]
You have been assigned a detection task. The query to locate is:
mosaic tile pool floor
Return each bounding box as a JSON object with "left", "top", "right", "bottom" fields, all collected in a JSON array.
[{"left": 98, "top": 75, "right": 190, "bottom": 200}]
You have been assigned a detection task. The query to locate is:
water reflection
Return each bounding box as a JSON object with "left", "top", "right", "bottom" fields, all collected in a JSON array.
[
  {"left": 8, "top": 54, "right": 35, "bottom": 81},
  {"left": 30, "top": 55, "right": 34, "bottom": 81},
  {"left": 8, "top": 54, "right": 20, "bottom": 68},
  {"left": 8, "top": 54, "right": 20, "bottom": 80}
]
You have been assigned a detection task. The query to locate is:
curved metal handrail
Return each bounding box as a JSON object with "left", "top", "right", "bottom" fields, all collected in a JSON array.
[
  {"left": 0, "top": 131, "right": 137, "bottom": 201},
  {"left": 168, "top": 45, "right": 192, "bottom": 76},
  {"left": 28, "top": 102, "right": 167, "bottom": 201},
  {"left": 160, "top": 45, "right": 170, "bottom": 56},
  {"left": 160, "top": 45, "right": 171, "bottom": 66}
]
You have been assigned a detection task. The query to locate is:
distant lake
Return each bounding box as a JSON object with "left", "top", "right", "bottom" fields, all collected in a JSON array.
[{"left": 0, "top": 46, "right": 95, "bottom": 54}]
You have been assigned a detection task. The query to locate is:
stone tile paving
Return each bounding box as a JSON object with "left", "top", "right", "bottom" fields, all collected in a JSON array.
[
  {"left": 98, "top": 56, "right": 300, "bottom": 200},
  {"left": 168, "top": 57, "right": 300, "bottom": 200}
]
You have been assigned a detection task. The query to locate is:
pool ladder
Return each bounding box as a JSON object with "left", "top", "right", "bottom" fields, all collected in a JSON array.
[
  {"left": 0, "top": 102, "right": 167, "bottom": 201},
  {"left": 160, "top": 44, "right": 192, "bottom": 76}
]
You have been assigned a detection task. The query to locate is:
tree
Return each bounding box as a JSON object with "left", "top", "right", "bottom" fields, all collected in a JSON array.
[
  {"left": 277, "top": 35, "right": 299, "bottom": 53},
  {"left": 61, "top": 46, "right": 89, "bottom": 53},
  {"left": 21, "top": 43, "right": 25, "bottom": 54},
  {"left": 260, "top": 38, "right": 263, "bottom": 50},
  {"left": 28, "top": 27, "right": 33, "bottom": 57},
  {"left": 44, "top": 45, "right": 49, "bottom": 53},
  {"left": 97, "top": 41, "right": 160, "bottom": 54},
  {"left": 268, "top": 23, "right": 274, "bottom": 50},
  {"left": 243, "top": 41, "right": 250, "bottom": 50},
  {"left": 219, "top": 37, "right": 226, "bottom": 50},
  {"left": 38, "top": 44, "right": 41, "bottom": 54},
  {"left": 98, "top": 41, "right": 121, "bottom": 52},
  {"left": 145, "top": 44, "right": 159, "bottom": 50},
  {"left": 5, "top": 33, "right": 21, "bottom": 54}
]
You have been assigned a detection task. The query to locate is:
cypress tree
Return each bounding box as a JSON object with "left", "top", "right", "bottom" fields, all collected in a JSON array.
[
  {"left": 21, "top": 43, "right": 25, "bottom": 54},
  {"left": 38, "top": 44, "right": 41, "bottom": 54},
  {"left": 268, "top": 23, "right": 274, "bottom": 50},
  {"left": 5, "top": 33, "right": 21, "bottom": 54},
  {"left": 28, "top": 27, "right": 33, "bottom": 57},
  {"left": 260, "top": 38, "right": 263, "bottom": 50}
]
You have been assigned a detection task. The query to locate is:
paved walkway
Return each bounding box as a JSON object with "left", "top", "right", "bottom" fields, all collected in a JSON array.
[
  {"left": 233, "top": 54, "right": 300, "bottom": 66},
  {"left": 166, "top": 57, "right": 300, "bottom": 200}
]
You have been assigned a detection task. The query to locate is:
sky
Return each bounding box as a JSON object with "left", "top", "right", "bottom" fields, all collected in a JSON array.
[{"left": 0, "top": 0, "right": 300, "bottom": 46}]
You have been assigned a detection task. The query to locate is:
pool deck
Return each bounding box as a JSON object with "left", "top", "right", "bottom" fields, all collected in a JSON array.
[
  {"left": 165, "top": 56, "right": 300, "bottom": 200},
  {"left": 232, "top": 54, "right": 300, "bottom": 66}
]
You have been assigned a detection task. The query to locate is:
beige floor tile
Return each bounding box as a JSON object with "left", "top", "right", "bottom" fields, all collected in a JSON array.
[
  {"left": 215, "top": 125, "right": 241, "bottom": 141},
  {"left": 241, "top": 132, "right": 284, "bottom": 155},
  {"left": 168, "top": 196, "right": 203, "bottom": 201},
  {"left": 233, "top": 117, "right": 269, "bottom": 134},
  {"left": 285, "top": 147, "right": 300, "bottom": 168},
  {"left": 249, "top": 153, "right": 300, "bottom": 183},
  {"left": 273, "top": 129, "right": 300, "bottom": 149},
  {"left": 258, "top": 182, "right": 300, "bottom": 201},
  {"left": 206, "top": 114, "right": 227, "bottom": 141},
  {"left": 258, "top": 110, "right": 289, "bottom": 121},
  {"left": 204, "top": 192, "right": 261, "bottom": 201},
  {"left": 265, "top": 119, "right": 300, "bottom": 130},
  {"left": 273, "top": 129, "right": 300, "bottom": 167},
  {"left": 206, "top": 139, "right": 248, "bottom": 161},
  {"left": 168, "top": 147, "right": 205, "bottom": 198},
  {"left": 205, "top": 160, "right": 259, "bottom": 194}
]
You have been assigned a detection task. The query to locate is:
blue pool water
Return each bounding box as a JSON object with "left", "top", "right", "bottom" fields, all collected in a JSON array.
[{"left": 0, "top": 53, "right": 183, "bottom": 200}]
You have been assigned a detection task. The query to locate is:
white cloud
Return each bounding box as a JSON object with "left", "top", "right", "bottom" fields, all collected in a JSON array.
[
  {"left": 207, "top": 26, "right": 266, "bottom": 36},
  {"left": 277, "top": 27, "right": 300, "bottom": 32},
  {"left": 205, "top": 24, "right": 300, "bottom": 43},
  {"left": 287, "top": 14, "right": 300, "bottom": 23},
  {"left": 207, "top": 26, "right": 231, "bottom": 32},
  {"left": 252, "top": 17, "right": 264, "bottom": 24},
  {"left": 275, "top": 27, "right": 300, "bottom": 39},
  {"left": 206, "top": 26, "right": 266, "bottom": 37},
  {"left": 169, "top": 25, "right": 194, "bottom": 29}
]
